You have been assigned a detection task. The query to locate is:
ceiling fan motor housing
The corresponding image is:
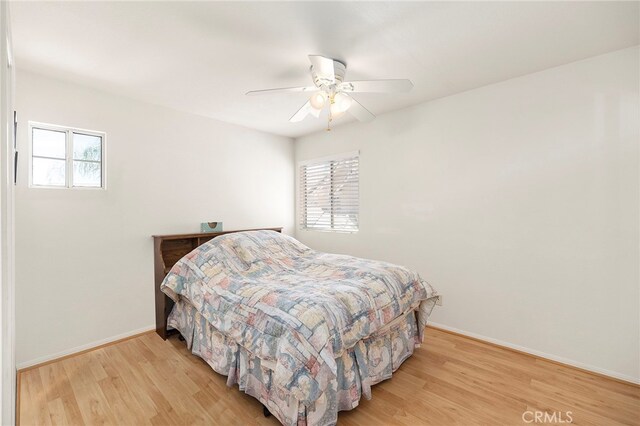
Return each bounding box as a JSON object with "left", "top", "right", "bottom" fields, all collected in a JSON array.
[{"left": 311, "top": 59, "right": 347, "bottom": 87}]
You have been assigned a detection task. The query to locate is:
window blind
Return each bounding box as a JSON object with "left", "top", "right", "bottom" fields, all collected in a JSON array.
[{"left": 300, "top": 153, "right": 359, "bottom": 232}]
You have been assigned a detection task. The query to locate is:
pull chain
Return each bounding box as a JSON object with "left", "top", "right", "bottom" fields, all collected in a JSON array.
[{"left": 326, "top": 95, "right": 335, "bottom": 131}]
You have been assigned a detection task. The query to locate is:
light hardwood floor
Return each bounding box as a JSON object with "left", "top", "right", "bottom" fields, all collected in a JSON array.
[{"left": 18, "top": 327, "right": 640, "bottom": 426}]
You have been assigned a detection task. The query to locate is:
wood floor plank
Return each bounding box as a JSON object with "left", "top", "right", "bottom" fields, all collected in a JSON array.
[
  {"left": 22, "top": 369, "right": 52, "bottom": 426},
  {"left": 98, "top": 375, "right": 150, "bottom": 426},
  {"left": 100, "top": 345, "right": 161, "bottom": 419},
  {"left": 18, "top": 328, "right": 640, "bottom": 426},
  {"left": 37, "top": 362, "right": 84, "bottom": 426},
  {"left": 61, "top": 356, "right": 119, "bottom": 425},
  {"left": 46, "top": 398, "right": 69, "bottom": 426}
]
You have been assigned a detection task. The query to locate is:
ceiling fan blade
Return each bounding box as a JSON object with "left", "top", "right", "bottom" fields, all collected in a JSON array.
[
  {"left": 345, "top": 95, "right": 375, "bottom": 122},
  {"left": 289, "top": 101, "right": 314, "bottom": 122},
  {"left": 340, "top": 79, "right": 413, "bottom": 93},
  {"left": 246, "top": 86, "right": 317, "bottom": 96},
  {"left": 308, "top": 55, "right": 335, "bottom": 83}
]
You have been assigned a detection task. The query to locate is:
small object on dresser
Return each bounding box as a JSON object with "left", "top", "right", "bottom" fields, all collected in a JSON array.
[{"left": 200, "top": 222, "right": 223, "bottom": 233}]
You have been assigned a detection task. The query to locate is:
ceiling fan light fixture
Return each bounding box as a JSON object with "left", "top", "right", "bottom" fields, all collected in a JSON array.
[
  {"left": 309, "top": 91, "right": 328, "bottom": 110},
  {"left": 331, "top": 92, "right": 352, "bottom": 115}
]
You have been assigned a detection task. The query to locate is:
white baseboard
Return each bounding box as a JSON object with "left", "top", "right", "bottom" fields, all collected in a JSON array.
[
  {"left": 428, "top": 321, "right": 639, "bottom": 385},
  {"left": 16, "top": 324, "right": 156, "bottom": 370}
]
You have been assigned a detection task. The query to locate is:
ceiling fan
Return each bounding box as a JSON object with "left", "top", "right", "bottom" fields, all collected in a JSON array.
[{"left": 246, "top": 55, "right": 413, "bottom": 130}]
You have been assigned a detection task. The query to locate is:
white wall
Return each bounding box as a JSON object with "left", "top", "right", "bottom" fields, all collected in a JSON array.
[
  {"left": 15, "top": 70, "right": 294, "bottom": 367},
  {"left": 295, "top": 47, "right": 640, "bottom": 383}
]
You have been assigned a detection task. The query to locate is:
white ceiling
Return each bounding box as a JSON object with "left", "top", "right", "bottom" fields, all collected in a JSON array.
[{"left": 10, "top": 1, "right": 639, "bottom": 138}]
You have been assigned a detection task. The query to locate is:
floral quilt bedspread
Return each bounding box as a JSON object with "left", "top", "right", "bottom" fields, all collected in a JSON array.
[{"left": 161, "top": 230, "right": 438, "bottom": 404}]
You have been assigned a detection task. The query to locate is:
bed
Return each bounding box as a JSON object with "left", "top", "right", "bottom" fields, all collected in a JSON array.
[{"left": 156, "top": 229, "right": 439, "bottom": 426}]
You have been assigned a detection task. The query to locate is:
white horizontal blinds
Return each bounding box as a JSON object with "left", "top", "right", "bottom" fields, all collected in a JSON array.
[{"left": 301, "top": 154, "right": 359, "bottom": 232}]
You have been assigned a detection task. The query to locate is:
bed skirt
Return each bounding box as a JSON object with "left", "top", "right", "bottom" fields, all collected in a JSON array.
[{"left": 168, "top": 300, "right": 427, "bottom": 426}]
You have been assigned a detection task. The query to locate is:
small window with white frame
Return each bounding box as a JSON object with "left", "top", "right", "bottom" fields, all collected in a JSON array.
[
  {"left": 299, "top": 151, "right": 359, "bottom": 232},
  {"left": 30, "top": 122, "right": 105, "bottom": 189}
]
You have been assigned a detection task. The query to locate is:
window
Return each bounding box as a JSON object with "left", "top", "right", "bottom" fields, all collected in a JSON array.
[
  {"left": 300, "top": 152, "right": 359, "bottom": 232},
  {"left": 30, "top": 123, "right": 105, "bottom": 188}
]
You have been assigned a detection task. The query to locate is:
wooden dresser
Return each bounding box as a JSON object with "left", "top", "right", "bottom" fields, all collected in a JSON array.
[{"left": 153, "top": 227, "right": 283, "bottom": 339}]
